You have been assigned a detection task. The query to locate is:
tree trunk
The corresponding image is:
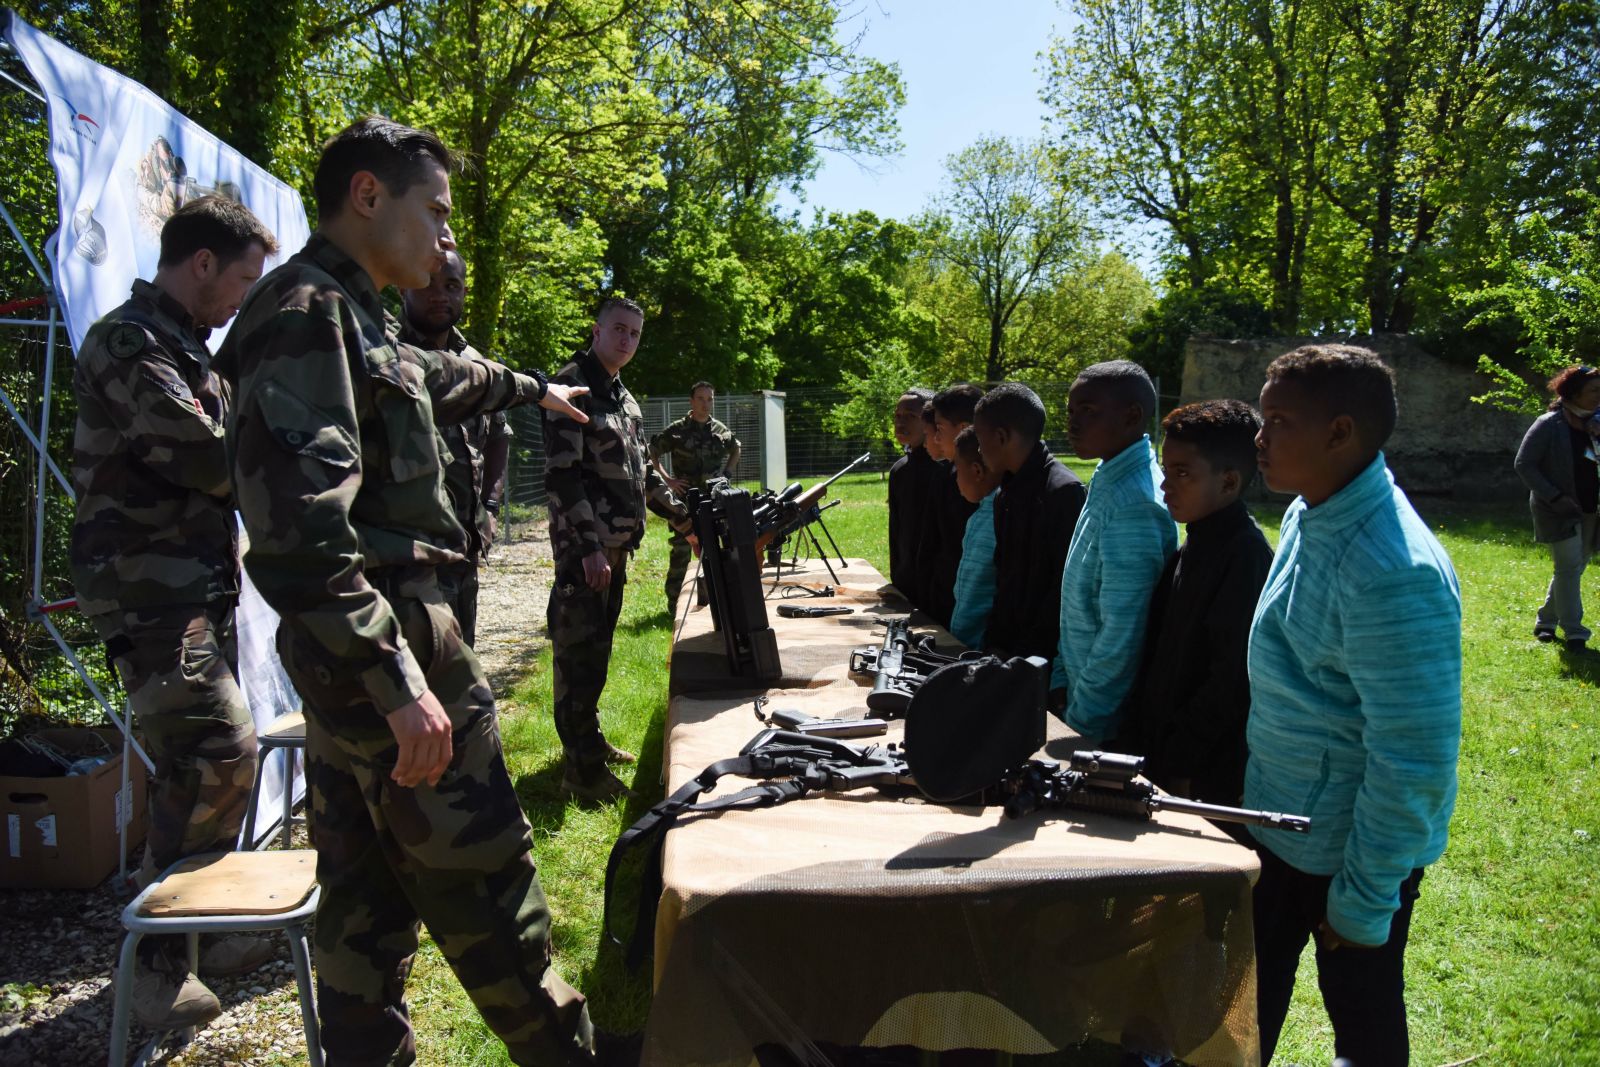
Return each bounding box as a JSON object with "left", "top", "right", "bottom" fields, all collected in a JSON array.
[{"left": 133, "top": 0, "right": 171, "bottom": 98}]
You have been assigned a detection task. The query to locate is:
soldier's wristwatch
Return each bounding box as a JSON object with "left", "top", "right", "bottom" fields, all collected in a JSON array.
[{"left": 484, "top": 498, "right": 502, "bottom": 515}]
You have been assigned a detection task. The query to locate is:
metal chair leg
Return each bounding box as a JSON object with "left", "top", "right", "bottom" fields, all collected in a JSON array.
[
  {"left": 288, "top": 923, "right": 323, "bottom": 1067},
  {"left": 241, "top": 751, "right": 265, "bottom": 850},
  {"left": 279, "top": 746, "right": 296, "bottom": 850},
  {"left": 108, "top": 930, "right": 142, "bottom": 1066}
]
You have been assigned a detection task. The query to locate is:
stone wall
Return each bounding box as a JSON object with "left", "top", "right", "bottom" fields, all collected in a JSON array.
[{"left": 1180, "top": 334, "right": 1532, "bottom": 501}]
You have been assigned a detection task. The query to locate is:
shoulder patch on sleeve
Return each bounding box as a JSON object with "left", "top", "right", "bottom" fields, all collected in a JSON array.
[{"left": 107, "top": 323, "right": 151, "bottom": 359}]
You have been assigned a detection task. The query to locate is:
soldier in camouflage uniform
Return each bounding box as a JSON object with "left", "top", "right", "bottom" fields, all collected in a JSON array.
[
  {"left": 69, "top": 196, "right": 278, "bottom": 1029},
  {"left": 545, "top": 297, "right": 690, "bottom": 803},
  {"left": 649, "top": 381, "right": 740, "bottom": 612},
  {"left": 217, "top": 118, "right": 603, "bottom": 1067},
  {"left": 399, "top": 249, "right": 512, "bottom": 646}
]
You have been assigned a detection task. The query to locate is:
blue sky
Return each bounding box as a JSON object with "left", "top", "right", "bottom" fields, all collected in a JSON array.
[{"left": 779, "top": 0, "right": 1077, "bottom": 222}]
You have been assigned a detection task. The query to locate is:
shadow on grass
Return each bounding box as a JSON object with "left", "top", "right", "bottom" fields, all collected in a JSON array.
[
  {"left": 513, "top": 758, "right": 574, "bottom": 836},
  {"left": 1557, "top": 643, "right": 1600, "bottom": 684},
  {"left": 619, "top": 609, "right": 673, "bottom": 635}
]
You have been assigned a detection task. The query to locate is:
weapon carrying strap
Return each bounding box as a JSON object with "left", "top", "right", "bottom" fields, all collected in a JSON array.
[{"left": 603, "top": 736, "right": 900, "bottom": 969}]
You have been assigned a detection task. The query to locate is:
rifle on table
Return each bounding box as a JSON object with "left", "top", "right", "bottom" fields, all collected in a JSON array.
[
  {"left": 848, "top": 617, "right": 972, "bottom": 716},
  {"left": 997, "top": 750, "right": 1311, "bottom": 833},
  {"left": 750, "top": 452, "right": 871, "bottom": 582}
]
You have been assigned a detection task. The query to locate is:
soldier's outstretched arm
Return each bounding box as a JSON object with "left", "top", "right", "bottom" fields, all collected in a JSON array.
[
  {"left": 418, "top": 346, "right": 590, "bottom": 426},
  {"left": 226, "top": 293, "right": 431, "bottom": 723},
  {"left": 88, "top": 337, "right": 230, "bottom": 497}
]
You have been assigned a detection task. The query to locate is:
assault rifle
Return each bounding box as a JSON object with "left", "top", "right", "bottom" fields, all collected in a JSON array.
[
  {"left": 750, "top": 452, "right": 871, "bottom": 583},
  {"left": 998, "top": 750, "right": 1312, "bottom": 832},
  {"left": 848, "top": 617, "right": 971, "bottom": 716}
]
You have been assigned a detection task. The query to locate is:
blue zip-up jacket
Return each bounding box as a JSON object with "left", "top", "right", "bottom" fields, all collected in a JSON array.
[
  {"left": 1245, "top": 453, "right": 1462, "bottom": 946},
  {"left": 1055, "top": 436, "right": 1177, "bottom": 736},
  {"left": 949, "top": 490, "right": 997, "bottom": 648}
]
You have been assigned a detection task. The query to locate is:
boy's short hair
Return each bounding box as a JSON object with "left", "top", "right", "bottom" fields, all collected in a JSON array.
[
  {"left": 953, "top": 424, "right": 984, "bottom": 466},
  {"left": 1162, "top": 400, "right": 1261, "bottom": 478},
  {"left": 157, "top": 195, "right": 278, "bottom": 268},
  {"left": 921, "top": 403, "right": 938, "bottom": 425},
  {"left": 899, "top": 387, "right": 934, "bottom": 407},
  {"left": 314, "top": 116, "right": 453, "bottom": 221},
  {"left": 973, "top": 383, "right": 1046, "bottom": 444},
  {"left": 1073, "top": 359, "right": 1158, "bottom": 421},
  {"left": 691, "top": 380, "right": 715, "bottom": 396},
  {"left": 931, "top": 383, "right": 984, "bottom": 425},
  {"left": 1547, "top": 364, "right": 1600, "bottom": 411},
  {"left": 1265, "top": 344, "right": 1398, "bottom": 449},
  {"left": 597, "top": 295, "right": 644, "bottom": 322}
]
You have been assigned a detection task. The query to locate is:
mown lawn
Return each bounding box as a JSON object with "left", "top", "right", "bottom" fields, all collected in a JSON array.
[{"left": 402, "top": 470, "right": 1600, "bottom": 1066}]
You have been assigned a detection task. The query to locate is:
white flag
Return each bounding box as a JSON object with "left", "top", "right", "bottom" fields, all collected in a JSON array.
[{"left": 3, "top": 8, "right": 311, "bottom": 353}]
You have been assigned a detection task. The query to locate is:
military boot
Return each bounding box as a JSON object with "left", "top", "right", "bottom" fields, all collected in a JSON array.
[
  {"left": 198, "top": 933, "right": 277, "bottom": 978},
  {"left": 561, "top": 762, "right": 635, "bottom": 804},
  {"left": 123, "top": 961, "right": 221, "bottom": 1030},
  {"left": 601, "top": 738, "right": 637, "bottom": 765}
]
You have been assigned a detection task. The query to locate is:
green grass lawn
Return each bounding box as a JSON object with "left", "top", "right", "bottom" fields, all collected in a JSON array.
[{"left": 401, "top": 471, "right": 1600, "bottom": 1066}]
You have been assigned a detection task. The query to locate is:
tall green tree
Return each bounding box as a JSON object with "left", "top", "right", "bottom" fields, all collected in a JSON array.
[{"left": 923, "top": 136, "right": 1095, "bottom": 382}]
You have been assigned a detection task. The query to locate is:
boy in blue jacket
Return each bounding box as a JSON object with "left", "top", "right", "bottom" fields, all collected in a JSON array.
[
  {"left": 948, "top": 426, "right": 1002, "bottom": 648},
  {"left": 1054, "top": 361, "right": 1177, "bottom": 739},
  {"left": 1247, "top": 344, "right": 1462, "bottom": 1066}
]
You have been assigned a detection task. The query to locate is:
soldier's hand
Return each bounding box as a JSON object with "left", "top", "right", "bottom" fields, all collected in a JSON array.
[
  {"left": 485, "top": 512, "right": 498, "bottom": 545},
  {"left": 665, "top": 474, "right": 689, "bottom": 494},
  {"left": 540, "top": 383, "right": 591, "bottom": 423},
  {"left": 687, "top": 532, "right": 701, "bottom": 559},
  {"left": 386, "top": 691, "right": 454, "bottom": 788},
  {"left": 582, "top": 549, "right": 613, "bottom": 591}
]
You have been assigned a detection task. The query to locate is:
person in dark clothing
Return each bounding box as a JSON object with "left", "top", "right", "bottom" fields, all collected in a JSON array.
[
  {"left": 887, "top": 387, "right": 940, "bottom": 608},
  {"left": 973, "top": 383, "right": 1085, "bottom": 673},
  {"left": 918, "top": 383, "right": 984, "bottom": 627},
  {"left": 1113, "top": 400, "right": 1273, "bottom": 808}
]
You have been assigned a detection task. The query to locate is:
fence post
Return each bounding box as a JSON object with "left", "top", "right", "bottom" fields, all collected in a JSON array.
[{"left": 757, "top": 390, "right": 787, "bottom": 489}]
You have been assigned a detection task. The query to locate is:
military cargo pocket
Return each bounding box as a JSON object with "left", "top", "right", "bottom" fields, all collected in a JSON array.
[
  {"left": 256, "top": 380, "right": 358, "bottom": 468},
  {"left": 369, "top": 357, "right": 441, "bottom": 483}
]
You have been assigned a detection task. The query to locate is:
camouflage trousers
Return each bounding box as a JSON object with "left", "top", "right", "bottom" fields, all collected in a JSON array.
[
  {"left": 547, "top": 548, "right": 628, "bottom": 771},
  {"left": 277, "top": 584, "right": 593, "bottom": 1067},
  {"left": 96, "top": 603, "right": 258, "bottom": 962},
  {"left": 664, "top": 528, "right": 694, "bottom": 618},
  {"left": 438, "top": 557, "right": 481, "bottom": 647}
]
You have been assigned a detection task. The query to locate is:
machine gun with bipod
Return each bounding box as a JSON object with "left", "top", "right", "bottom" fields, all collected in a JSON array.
[{"left": 749, "top": 452, "right": 870, "bottom": 583}]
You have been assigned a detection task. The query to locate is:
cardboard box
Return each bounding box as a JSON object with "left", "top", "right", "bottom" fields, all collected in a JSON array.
[{"left": 0, "top": 728, "right": 147, "bottom": 890}]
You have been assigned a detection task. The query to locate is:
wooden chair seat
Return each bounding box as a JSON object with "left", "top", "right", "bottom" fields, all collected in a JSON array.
[
  {"left": 138, "top": 849, "right": 317, "bottom": 918},
  {"left": 260, "top": 710, "right": 306, "bottom": 744}
]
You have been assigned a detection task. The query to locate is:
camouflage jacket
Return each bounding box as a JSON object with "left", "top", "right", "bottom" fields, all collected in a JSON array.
[
  {"left": 543, "top": 348, "right": 685, "bottom": 559},
  {"left": 216, "top": 234, "right": 545, "bottom": 714},
  {"left": 397, "top": 320, "right": 513, "bottom": 562},
  {"left": 69, "top": 280, "right": 235, "bottom": 617},
  {"left": 649, "top": 413, "right": 740, "bottom": 489}
]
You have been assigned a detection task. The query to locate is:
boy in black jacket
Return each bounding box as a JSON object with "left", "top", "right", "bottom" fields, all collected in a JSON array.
[
  {"left": 973, "top": 383, "right": 1086, "bottom": 673},
  {"left": 1113, "top": 399, "right": 1273, "bottom": 807},
  {"left": 887, "top": 387, "right": 939, "bottom": 607}
]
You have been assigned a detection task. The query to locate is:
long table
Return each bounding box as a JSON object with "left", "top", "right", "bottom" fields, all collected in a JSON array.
[{"left": 647, "top": 557, "right": 1261, "bottom": 1067}]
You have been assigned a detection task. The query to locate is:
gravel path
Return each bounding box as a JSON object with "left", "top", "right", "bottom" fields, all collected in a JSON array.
[{"left": 0, "top": 525, "right": 555, "bottom": 1066}]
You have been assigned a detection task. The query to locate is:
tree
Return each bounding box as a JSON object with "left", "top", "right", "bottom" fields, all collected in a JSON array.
[{"left": 925, "top": 136, "right": 1093, "bottom": 382}]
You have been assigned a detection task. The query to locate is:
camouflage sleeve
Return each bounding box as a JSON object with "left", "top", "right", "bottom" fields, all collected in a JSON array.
[
  {"left": 416, "top": 347, "right": 542, "bottom": 425},
  {"left": 647, "top": 423, "right": 672, "bottom": 462},
  {"left": 86, "top": 341, "right": 230, "bottom": 497},
  {"left": 230, "top": 292, "right": 428, "bottom": 715},
  {"left": 645, "top": 463, "right": 688, "bottom": 524},
  {"left": 542, "top": 392, "right": 604, "bottom": 557}
]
